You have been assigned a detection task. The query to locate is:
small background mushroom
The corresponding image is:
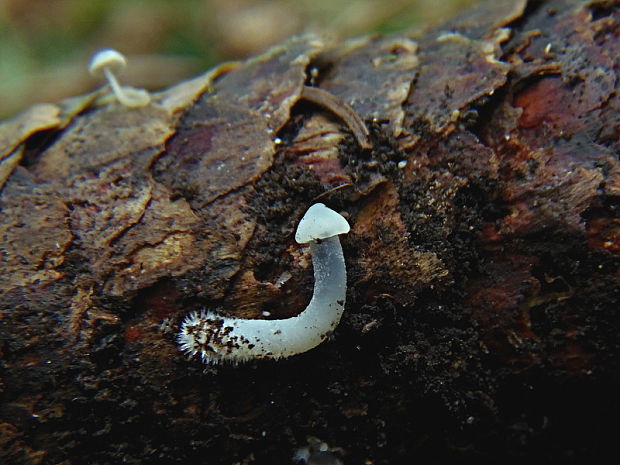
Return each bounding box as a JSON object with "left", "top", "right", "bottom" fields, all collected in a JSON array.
[{"left": 88, "top": 48, "right": 150, "bottom": 107}]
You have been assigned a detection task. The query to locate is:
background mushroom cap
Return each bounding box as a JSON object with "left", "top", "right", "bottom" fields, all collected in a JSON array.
[
  {"left": 295, "top": 203, "right": 350, "bottom": 244},
  {"left": 88, "top": 48, "right": 127, "bottom": 77}
]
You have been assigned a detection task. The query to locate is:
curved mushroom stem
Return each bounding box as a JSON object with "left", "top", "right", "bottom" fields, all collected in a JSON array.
[
  {"left": 177, "top": 206, "right": 349, "bottom": 365},
  {"left": 178, "top": 236, "right": 346, "bottom": 364},
  {"left": 103, "top": 67, "right": 150, "bottom": 107}
]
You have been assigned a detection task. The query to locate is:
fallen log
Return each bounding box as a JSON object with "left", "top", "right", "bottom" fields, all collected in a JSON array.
[{"left": 1, "top": 0, "right": 619, "bottom": 463}]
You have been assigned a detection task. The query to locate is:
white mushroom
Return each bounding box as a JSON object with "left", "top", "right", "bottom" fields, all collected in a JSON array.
[
  {"left": 177, "top": 203, "right": 351, "bottom": 364},
  {"left": 88, "top": 48, "right": 151, "bottom": 107}
]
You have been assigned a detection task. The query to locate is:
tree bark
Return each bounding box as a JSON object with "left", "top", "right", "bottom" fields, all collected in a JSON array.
[{"left": 1, "top": 0, "right": 619, "bottom": 464}]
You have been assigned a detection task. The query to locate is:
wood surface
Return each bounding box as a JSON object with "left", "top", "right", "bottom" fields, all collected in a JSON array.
[{"left": 1, "top": 1, "right": 619, "bottom": 463}]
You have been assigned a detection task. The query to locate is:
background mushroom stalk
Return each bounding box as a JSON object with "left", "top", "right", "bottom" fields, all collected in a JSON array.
[{"left": 101, "top": 66, "right": 150, "bottom": 108}]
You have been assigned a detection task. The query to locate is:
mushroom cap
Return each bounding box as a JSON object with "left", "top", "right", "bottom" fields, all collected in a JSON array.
[
  {"left": 89, "top": 48, "right": 127, "bottom": 77},
  {"left": 295, "top": 203, "right": 350, "bottom": 244}
]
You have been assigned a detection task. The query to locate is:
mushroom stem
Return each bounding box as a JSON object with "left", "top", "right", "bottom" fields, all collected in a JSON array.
[
  {"left": 103, "top": 67, "right": 150, "bottom": 107},
  {"left": 177, "top": 203, "right": 350, "bottom": 364}
]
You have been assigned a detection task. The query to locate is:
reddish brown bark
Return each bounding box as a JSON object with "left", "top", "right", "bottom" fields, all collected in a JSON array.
[{"left": 1, "top": 1, "right": 619, "bottom": 464}]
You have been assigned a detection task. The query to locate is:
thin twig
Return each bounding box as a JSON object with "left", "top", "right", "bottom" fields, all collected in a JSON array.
[{"left": 301, "top": 86, "right": 372, "bottom": 150}]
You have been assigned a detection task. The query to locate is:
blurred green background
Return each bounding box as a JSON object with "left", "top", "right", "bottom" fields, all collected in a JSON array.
[{"left": 0, "top": 0, "right": 479, "bottom": 119}]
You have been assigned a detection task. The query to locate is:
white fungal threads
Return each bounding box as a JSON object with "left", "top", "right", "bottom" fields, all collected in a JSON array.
[
  {"left": 88, "top": 48, "right": 151, "bottom": 107},
  {"left": 177, "top": 203, "right": 350, "bottom": 364}
]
